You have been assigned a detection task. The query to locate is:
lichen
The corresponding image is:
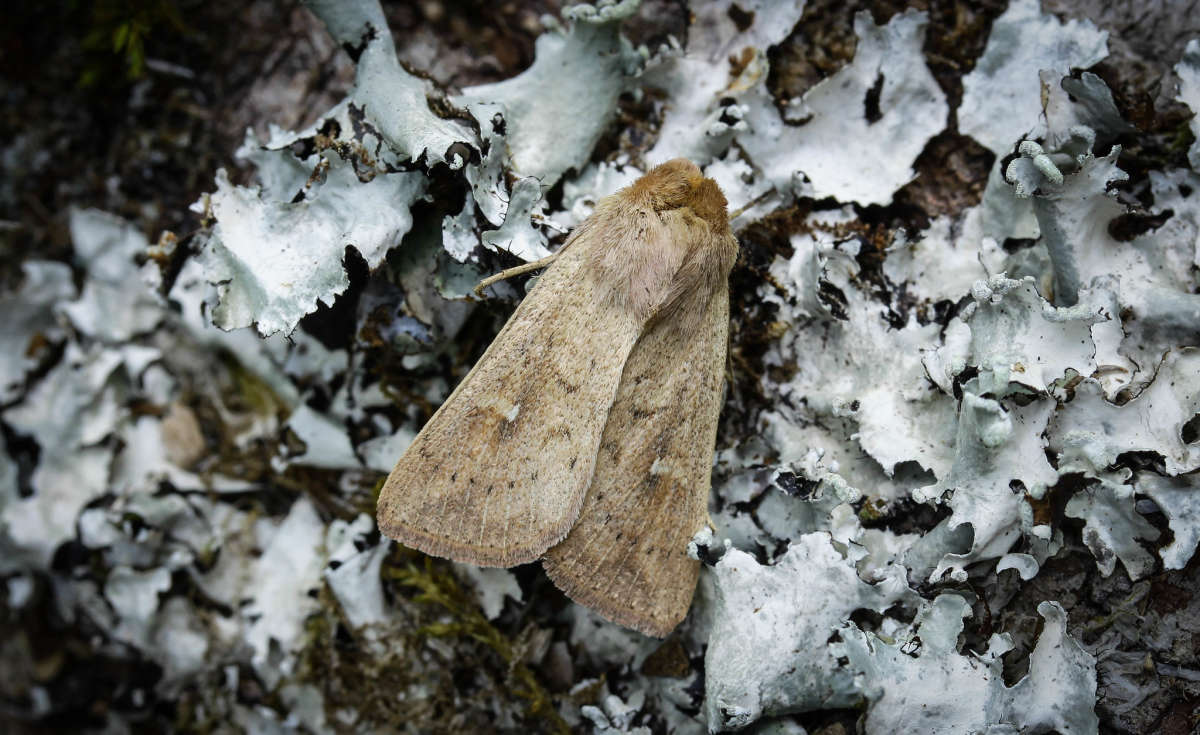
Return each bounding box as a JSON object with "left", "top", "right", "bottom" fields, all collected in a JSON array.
[
  {"left": 739, "top": 10, "right": 948, "bottom": 206},
  {"left": 6, "top": 0, "right": 1200, "bottom": 731}
]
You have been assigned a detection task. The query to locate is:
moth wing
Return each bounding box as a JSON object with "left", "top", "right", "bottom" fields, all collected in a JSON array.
[
  {"left": 377, "top": 230, "right": 646, "bottom": 567},
  {"left": 542, "top": 281, "right": 729, "bottom": 637}
]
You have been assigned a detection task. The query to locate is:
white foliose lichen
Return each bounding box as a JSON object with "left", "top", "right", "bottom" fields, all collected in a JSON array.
[
  {"left": 1048, "top": 349, "right": 1200, "bottom": 477},
  {"left": 760, "top": 218, "right": 957, "bottom": 502},
  {"left": 704, "top": 533, "right": 918, "bottom": 730},
  {"left": 958, "top": 275, "right": 1103, "bottom": 395},
  {"left": 958, "top": 0, "right": 1108, "bottom": 157},
  {"left": 1137, "top": 473, "right": 1200, "bottom": 570},
  {"left": 10, "top": 0, "right": 1200, "bottom": 731},
  {"left": 2, "top": 342, "right": 123, "bottom": 569},
  {"left": 882, "top": 216, "right": 998, "bottom": 306},
  {"left": 479, "top": 176, "right": 553, "bottom": 261},
  {"left": 60, "top": 209, "right": 164, "bottom": 342},
  {"left": 456, "top": 0, "right": 643, "bottom": 189},
  {"left": 1005, "top": 114, "right": 1200, "bottom": 398},
  {"left": 197, "top": 140, "right": 427, "bottom": 336},
  {"left": 189, "top": 0, "right": 484, "bottom": 336},
  {"left": 840, "top": 597, "right": 1098, "bottom": 734},
  {"left": 739, "top": 10, "right": 947, "bottom": 206},
  {"left": 911, "top": 391, "right": 1057, "bottom": 582},
  {"left": 1176, "top": 39, "right": 1200, "bottom": 169},
  {"left": 296, "top": 0, "right": 476, "bottom": 169},
  {"left": 0, "top": 261, "right": 74, "bottom": 403},
  {"left": 642, "top": 0, "right": 807, "bottom": 167},
  {"left": 1064, "top": 475, "right": 1159, "bottom": 580},
  {"left": 957, "top": 0, "right": 1108, "bottom": 244}
]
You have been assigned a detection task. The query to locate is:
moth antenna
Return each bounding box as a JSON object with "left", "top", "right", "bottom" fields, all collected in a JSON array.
[
  {"left": 473, "top": 251, "right": 562, "bottom": 298},
  {"left": 728, "top": 187, "right": 776, "bottom": 220}
]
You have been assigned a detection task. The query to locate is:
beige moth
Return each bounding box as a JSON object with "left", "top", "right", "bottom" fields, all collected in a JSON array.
[{"left": 376, "top": 158, "right": 737, "bottom": 637}]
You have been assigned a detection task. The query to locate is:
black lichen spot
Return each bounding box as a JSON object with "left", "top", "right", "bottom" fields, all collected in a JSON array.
[
  {"left": 692, "top": 536, "right": 720, "bottom": 566},
  {"left": 1181, "top": 413, "right": 1200, "bottom": 444},
  {"left": 444, "top": 141, "right": 473, "bottom": 167},
  {"left": 320, "top": 119, "right": 342, "bottom": 139},
  {"left": 773, "top": 471, "right": 819, "bottom": 499},
  {"left": 50, "top": 540, "right": 90, "bottom": 573},
  {"left": 342, "top": 25, "right": 378, "bottom": 63},
  {"left": 817, "top": 280, "right": 849, "bottom": 320},
  {"left": 893, "top": 460, "right": 936, "bottom": 488},
  {"left": 346, "top": 103, "right": 372, "bottom": 141},
  {"left": 717, "top": 103, "right": 743, "bottom": 127},
  {"left": 1109, "top": 209, "right": 1172, "bottom": 242},
  {"left": 727, "top": 4, "right": 755, "bottom": 32},
  {"left": 5, "top": 423, "right": 40, "bottom": 498},
  {"left": 864, "top": 72, "right": 885, "bottom": 124}
]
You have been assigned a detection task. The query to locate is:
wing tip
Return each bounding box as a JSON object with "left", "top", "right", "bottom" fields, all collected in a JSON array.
[
  {"left": 376, "top": 464, "right": 591, "bottom": 570},
  {"left": 376, "top": 509, "right": 571, "bottom": 569},
  {"left": 542, "top": 558, "right": 693, "bottom": 638}
]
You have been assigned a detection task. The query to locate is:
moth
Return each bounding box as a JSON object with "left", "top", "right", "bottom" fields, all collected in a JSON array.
[{"left": 377, "top": 159, "right": 737, "bottom": 636}]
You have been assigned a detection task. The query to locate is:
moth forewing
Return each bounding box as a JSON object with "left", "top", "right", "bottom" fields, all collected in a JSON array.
[
  {"left": 376, "top": 230, "right": 646, "bottom": 567},
  {"left": 540, "top": 185, "right": 737, "bottom": 636},
  {"left": 377, "top": 158, "right": 737, "bottom": 636},
  {"left": 542, "top": 271, "right": 731, "bottom": 637}
]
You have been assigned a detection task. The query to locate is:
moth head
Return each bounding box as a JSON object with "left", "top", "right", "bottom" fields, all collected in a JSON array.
[
  {"left": 582, "top": 160, "right": 736, "bottom": 328},
  {"left": 628, "top": 159, "right": 730, "bottom": 233}
]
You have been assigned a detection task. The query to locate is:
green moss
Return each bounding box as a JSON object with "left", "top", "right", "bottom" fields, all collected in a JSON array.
[
  {"left": 224, "top": 356, "right": 286, "bottom": 419},
  {"left": 295, "top": 548, "right": 569, "bottom": 733},
  {"left": 79, "top": 0, "right": 187, "bottom": 86},
  {"left": 857, "top": 497, "right": 888, "bottom": 523},
  {"left": 388, "top": 557, "right": 571, "bottom": 735},
  {"left": 297, "top": 585, "right": 438, "bottom": 731}
]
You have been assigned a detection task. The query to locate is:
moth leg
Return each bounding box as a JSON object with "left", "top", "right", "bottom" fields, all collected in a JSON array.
[{"left": 473, "top": 251, "right": 561, "bottom": 297}]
